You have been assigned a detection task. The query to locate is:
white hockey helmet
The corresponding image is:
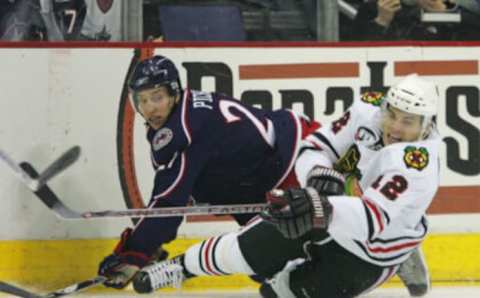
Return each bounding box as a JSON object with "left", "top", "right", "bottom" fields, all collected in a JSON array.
[
  {"left": 384, "top": 74, "right": 440, "bottom": 139},
  {"left": 386, "top": 74, "right": 439, "bottom": 117}
]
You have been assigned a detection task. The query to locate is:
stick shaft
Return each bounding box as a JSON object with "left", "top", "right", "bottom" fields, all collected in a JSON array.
[
  {"left": 0, "top": 146, "right": 80, "bottom": 191},
  {"left": 82, "top": 203, "right": 268, "bottom": 219},
  {"left": 0, "top": 281, "right": 40, "bottom": 298},
  {"left": 43, "top": 276, "right": 106, "bottom": 298},
  {"left": 20, "top": 162, "right": 268, "bottom": 220},
  {"left": 0, "top": 149, "right": 39, "bottom": 190},
  {"left": 0, "top": 276, "right": 106, "bottom": 298}
]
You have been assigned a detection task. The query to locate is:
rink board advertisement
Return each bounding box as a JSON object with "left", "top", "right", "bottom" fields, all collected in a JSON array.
[{"left": 0, "top": 45, "right": 479, "bottom": 288}]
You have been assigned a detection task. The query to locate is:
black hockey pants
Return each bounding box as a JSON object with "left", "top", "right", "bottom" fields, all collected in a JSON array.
[{"left": 238, "top": 220, "right": 396, "bottom": 298}]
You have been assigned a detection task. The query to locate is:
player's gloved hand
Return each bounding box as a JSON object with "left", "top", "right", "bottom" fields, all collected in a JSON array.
[
  {"left": 98, "top": 228, "right": 151, "bottom": 289},
  {"left": 307, "top": 166, "right": 345, "bottom": 196},
  {"left": 261, "top": 187, "right": 333, "bottom": 239}
]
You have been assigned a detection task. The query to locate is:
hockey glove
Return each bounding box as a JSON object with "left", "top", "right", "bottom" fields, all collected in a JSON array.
[
  {"left": 98, "top": 228, "right": 151, "bottom": 289},
  {"left": 307, "top": 166, "right": 345, "bottom": 196},
  {"left": 262, "top": 187, "right": 333, "bottom": 239}
]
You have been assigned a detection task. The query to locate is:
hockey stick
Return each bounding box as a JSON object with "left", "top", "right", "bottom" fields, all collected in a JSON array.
[
  {"left": 82, "top": 203, "right": 267, "bottom": 219},
  {"left": 0, "top": 281, "right": 40, "bottom": 298},
  {"left": 42, "top": 276, "right": 106, "bottom": 298},
  {"left": 0, "top": 276, "right": 106, "bottom": 298},
  {"left": 0, "top": 146, "right": 80, "bottom": 191},
  {"left": 35, "top": 146, "right": 81, "bottom": 191},
  {"left": 20, "top": 162, "right": 268, "bottom": 220}
]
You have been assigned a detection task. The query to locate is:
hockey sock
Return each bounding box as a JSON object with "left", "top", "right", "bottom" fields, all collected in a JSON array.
[{"left": 184, "top": 232, "right": 255, "bottom": 276}]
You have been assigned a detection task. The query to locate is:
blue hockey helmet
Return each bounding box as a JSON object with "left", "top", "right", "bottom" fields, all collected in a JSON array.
[{"left": 128, "top": 55, "right": 181, "bottom": 110}]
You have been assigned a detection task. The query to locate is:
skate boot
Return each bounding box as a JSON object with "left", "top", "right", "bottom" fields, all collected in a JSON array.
[
  {"left": 133, "top": 256, "right": 186, "bottom": 293},
  {"left": 397, "top": 246, "right": 430, "bottom": 297}
]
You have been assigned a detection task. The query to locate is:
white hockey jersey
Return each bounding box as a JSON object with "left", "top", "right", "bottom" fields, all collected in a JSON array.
[
  {"left": 295, "top": 93, "right": 441, "bottom": 267},
  {"left": 80, "top": 0, "right": 121, "bottom": 41}
]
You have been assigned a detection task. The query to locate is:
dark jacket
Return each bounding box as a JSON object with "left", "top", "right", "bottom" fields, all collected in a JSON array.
[{"left": 350, "top": 1, "right": 480, "bottom": 41}]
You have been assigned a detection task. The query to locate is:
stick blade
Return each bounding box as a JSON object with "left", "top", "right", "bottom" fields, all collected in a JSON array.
[
  {"left": 19, "top": 162, "right": 81, "bottom": 220},
  {"left": 36, "top": 146, "right": 81, "bottom": 190}
]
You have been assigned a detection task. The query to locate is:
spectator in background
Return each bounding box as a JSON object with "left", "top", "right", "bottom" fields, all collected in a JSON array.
[
  {"left": 79, "top": 0, "right": 122, "bottom": 41},
  {"left": 0, "top": 0, "right": 51, "bottom": 40},
  {"left": 350, "top": 0, "right": 480, "bottom": 41},
  {"left": 243, "top": 0, "right": 315, "bottom": 41},
  {"left": 454, "top": 0, "right": 480, "bottom": 13},
  {"left": 149, "top": 0, "right": 314, "bottom": 42},
  {"left": 0, "top": 0, "right": 86, "bottom": 41},
  {"left": 0, "top": 0, "right": 135, "bottom": 41},
  {"left": 0, "top": 0, "right": 31, "bottom": 40},
  {"left": 332, "top": 0, "right": 365, "bottom": 40}
]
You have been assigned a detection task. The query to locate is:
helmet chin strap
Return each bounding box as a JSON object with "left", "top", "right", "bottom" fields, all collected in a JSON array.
[
  {"left": 128, "top": 92, "right": 140, "bottom": 113},
  {"left": 418, "top": 116, "right": 433, "bottom": 141}
]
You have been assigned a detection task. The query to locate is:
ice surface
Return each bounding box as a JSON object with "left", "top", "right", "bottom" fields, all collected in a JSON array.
[
  {"left": 27, "top": 286, "right": 480, "bottom": 298},
  {"left": 1, "top": 286, "right": 480, "bottom": 297}
]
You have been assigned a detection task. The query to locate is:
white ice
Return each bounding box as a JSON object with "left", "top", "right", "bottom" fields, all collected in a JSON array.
[{"left": 31, "top": 286, "right": 479, "bottom": 298}]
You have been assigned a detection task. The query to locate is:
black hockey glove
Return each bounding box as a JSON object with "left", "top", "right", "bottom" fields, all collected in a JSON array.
[
  {"left": 262, "top": 187, "right": 333, "bottom": 239},
  {"left": 307, "top": 166, "right": 345, "bottom": 196},
  {"left": 98, "top": 228, "right": 151, "bottom": 289}
]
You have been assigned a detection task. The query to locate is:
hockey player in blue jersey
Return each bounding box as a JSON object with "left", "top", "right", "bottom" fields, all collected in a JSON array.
[{"left": 97, "top": 55, "right": 320, "bottom": 288}]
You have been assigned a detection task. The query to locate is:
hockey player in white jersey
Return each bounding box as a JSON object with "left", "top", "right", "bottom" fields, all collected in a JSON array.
[{"left": 132, "top": 74, "right": 441, "bottom": 298}]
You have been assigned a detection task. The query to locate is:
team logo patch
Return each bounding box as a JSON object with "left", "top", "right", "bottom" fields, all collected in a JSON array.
[
  {"left": 153, "top": 128, "right": 173, "bottom": 151},
  {"left": 334, "top": 144, "right": 362, "bottom": 179},
  {"left": 97, "top": 0, "right": 114, "bottom": 13},
  {"left": 361, "top": 91, "right": 384, "bottom": 106},
  {"left": 404, "top": 146, "right": 429, "bottom": 171}
]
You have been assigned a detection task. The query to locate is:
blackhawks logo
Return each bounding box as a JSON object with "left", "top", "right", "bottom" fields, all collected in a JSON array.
[
  {"left": 361, "top": 91, "right": 384, "bottom": 106},
  {"left": 404, "top": 146, "right": 429, "bottom": 171}
]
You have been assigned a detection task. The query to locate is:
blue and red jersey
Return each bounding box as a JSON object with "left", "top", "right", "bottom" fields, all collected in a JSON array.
[{"left": 128, "top": 89, "right": 310, "bottom": 255}]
